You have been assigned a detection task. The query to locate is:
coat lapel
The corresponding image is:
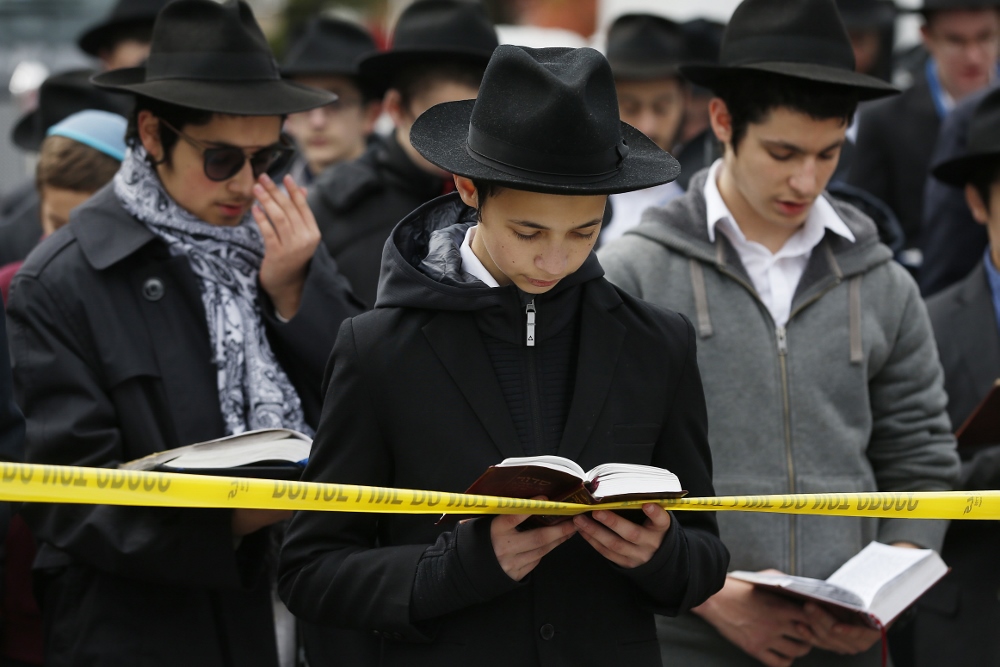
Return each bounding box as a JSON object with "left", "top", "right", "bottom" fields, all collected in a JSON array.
[
  {"left": 956, "top": 263, "right": 1000, "bottom": 391},
  {"left": 422, "top": 312, "right": 523, "bottom": 459},
  {"left": 557, "top": 284, "right": 626, "bottom": 462}
]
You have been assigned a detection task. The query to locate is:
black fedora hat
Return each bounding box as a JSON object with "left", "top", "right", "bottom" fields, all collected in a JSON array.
[
  {"left": 92, "top": 0, "right": 334, "bottom": 115},
  {"left": 606, "top": 14, "right": 687, "bottom": 80},
  {"left": 12, "top": 69, "right": 132, "bottom": 151},
  {"left": 281, "top": 16, "right": 378, "bottom": 78},
  {"left": 933, "top": 88, "right": 1000, "bottom": 186},
  {"left": 914, "top": 0, "right": 1000, "bottom": 11},
  {"left": 78, "top": 0, "right": 169, "bottom": 57},
  {"left": 681, "top": 0, "right": 898, "bottom": 100},
  {"left": 410, "top": 45, "right": 680, "bottom": 195},
  {"left": 358, "top": 0, "right": 498, "bottom": 93}
]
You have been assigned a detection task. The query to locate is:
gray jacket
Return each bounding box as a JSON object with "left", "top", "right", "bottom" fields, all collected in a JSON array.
[{"left": 599, "top": 170, "right": 960, "bottom": 666}]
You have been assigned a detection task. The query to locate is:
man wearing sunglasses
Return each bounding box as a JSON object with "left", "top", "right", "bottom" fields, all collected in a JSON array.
[{"left": 5, "top": 2, "right": 362, "bottom": 665}]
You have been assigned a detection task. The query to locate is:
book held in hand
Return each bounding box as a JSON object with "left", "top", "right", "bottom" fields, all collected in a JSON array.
[
  {"left": 458, "top": 454, "right": 686, "bottom": 526},
  {"left": 730, "top": 541, "right": 949, "bottom": 628},
  {"left": 956, "top": 379, "right": 1000, "bottom": 448},
  {"left": 121, "top": 428, "right": 312, "bottom": 480}
]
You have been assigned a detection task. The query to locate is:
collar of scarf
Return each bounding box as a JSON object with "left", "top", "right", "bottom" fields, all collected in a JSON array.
[{"left": 114, "top": 146, "right": 313, "bottom": 437}]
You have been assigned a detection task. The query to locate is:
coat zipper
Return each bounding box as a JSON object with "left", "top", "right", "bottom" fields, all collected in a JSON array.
[{"left": 525, "top": 299, "right": 545, "bottom": 453}]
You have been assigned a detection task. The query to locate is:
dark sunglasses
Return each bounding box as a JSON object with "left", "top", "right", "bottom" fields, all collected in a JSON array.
[{"left": 159, "top": 119, "right": 294, "bottom": 182}]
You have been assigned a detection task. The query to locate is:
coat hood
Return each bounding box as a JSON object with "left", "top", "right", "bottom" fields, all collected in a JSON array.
[
  {"left": 375, "top": 193, "right": 606, "bottom": 342},
  {"left": 626, "top": 168, "right": 894, "bottom": 279}
]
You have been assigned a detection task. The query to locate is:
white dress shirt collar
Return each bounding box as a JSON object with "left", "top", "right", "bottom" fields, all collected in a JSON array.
[{"left": 459, "top": 225, "right": 500, "bottom": 288}]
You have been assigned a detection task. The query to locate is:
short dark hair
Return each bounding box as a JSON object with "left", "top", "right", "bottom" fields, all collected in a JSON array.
[
  {"left": 712, "top": 71, "right": 859, "bottom": 153},
  {"left": 36, "top": 135, "right": 121, "bottom": 194},
  {"left": 470, "top": 179, "right": 504, "bottom": 218},
  {"left": 125, "top": 95, "right": 215, "bottom": 167},
  {"left": 969, "top": 159, "right": 1000, "bottom": 212},
  {"left": 391, "top": 59, "right": 485, "bottom": 111}
]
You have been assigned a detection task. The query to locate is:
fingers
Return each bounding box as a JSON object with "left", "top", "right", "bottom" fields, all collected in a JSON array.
[
  {"left": 490, "top": 515, "right": 577, "bottom": 581},
  {"left": 802, "top": 603, "right": 881, "bottom": 654},
  {"left": 573, "top": 508, "right": 667, "bottom": 568},
  {"left": 254, "top": 174, "right": 318, "bottom": 245}
]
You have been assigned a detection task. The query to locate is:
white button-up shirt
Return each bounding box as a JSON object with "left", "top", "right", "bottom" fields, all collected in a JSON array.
[
  {"left": 703, "top": 159, "right": 855, "bottom": 328},
  {"left": 460, "top": 225, "right": 500, "bottom": 287}
]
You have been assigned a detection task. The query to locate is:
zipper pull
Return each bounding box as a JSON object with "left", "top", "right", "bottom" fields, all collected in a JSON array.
[
  {"left": 526, "top": 299, "right": 536, "bottom": 347},
  {"left": 776, "top": 326, "right": 788, "bottom": 356}
]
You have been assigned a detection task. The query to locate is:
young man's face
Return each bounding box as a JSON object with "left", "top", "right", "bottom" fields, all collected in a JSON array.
[
  {"left": 616, "top": 77, "right": 686, "bottom": 152},
  {"left": 389, "top": 79, "right": 480, "bottom": 177},
  {"left": 964, "top": 179, "right": 1000, "bottom": 270},
  {"left": 284, "top": 75, "right": 378, "bottom": 175},
  {"left": 455, "top": 176, "right": 605, "bottom": 294},
  {"left": 40, "top": 186, "right": 93, "bottom": 236},
  {"left": 139, "top": 111, "right": 283, "bottom": 226},
  {"left": 712, "top": 102, "right": 846, "bottom": 248},
  {"left": 922, "top": 9, "right": 1000, "bottom": 100}
]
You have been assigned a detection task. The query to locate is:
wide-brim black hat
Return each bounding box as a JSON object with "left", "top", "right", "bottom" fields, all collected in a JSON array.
[
  {"left": 933, "top": 88, "right": 1000, "bottom": 186},
  {"left": 606, "top": 13, "right": 687, "bottom": 80},
  {"left": 78, "top": 0, "right": 169, "bottom": 56},
  {"left": 358, "top": 0, "right": 498, "bottom": 95},
  {"left": 681, "top": 0, "right": 898, "bottom": 101},
  {"left": 12, "top": 69, "right": 132, "bottom": 151},
  {"left": 281, "top": 16, "right": 378, "bottom": 78},
  {"left": 411, "top": 45, "right": 680, "bottom": 196},
  {"left": 93, "top": 0, "right": 333, "bottom": 115}
]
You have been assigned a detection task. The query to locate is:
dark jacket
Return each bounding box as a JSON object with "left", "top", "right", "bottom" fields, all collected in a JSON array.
[
  {"left": 849, "top": 76, "right": 940, "bottom": 249},
  {"left": 279, "top": 194, "right": 729, "bottom": 667},
  {"left": 0, "top": 184, "right": 42, "bottom": 267},
  {"left": 913, "top": 261, "right": 1000, "bottom": 666},
  {"left": 308, "top": 132, "right": 450, "bottom": 308},
  {"left": 6, "top": 185, "right": 362, "bottom": 667}
]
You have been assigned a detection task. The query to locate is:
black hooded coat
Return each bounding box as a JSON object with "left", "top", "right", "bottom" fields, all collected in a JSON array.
[{"left": 278, "top": 193, "right": 729, "bottom": 667}]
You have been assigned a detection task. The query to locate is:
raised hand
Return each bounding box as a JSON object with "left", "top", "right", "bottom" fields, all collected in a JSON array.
[
  {"left": 572, "top": 503, "right": 671, "bottom": 568},
  {"left": 252, "top": 173, "right": 322, "bottom": 320}
]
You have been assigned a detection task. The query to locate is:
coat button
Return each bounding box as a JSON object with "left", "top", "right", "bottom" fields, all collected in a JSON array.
[
  {"left": 539, "top": 623, "right": 555, "bottom": 640},
  {"left": 142, "top": 277, "right": 165, "bottom": 301}
]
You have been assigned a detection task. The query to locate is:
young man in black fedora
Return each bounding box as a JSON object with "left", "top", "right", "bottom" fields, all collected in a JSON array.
[
  {"left": 599, "top": 0, "right": 959, "bottom": 665},
  {"left": 307, "top": 0, "right": 498, "bottom": 308},
  {"left": 907, "top": 88, "right": 1000, "bottom": 666},
  {"left": 599, "top": 13, "right": 687, "bottom": 248},
  {"left": 849, "top": 0, "right": 1000, "bottom": 269},
  {"left": 6, "top": 1, "right": 362, "bottom": 665},
  {"left": 77, "top": 0, "right": 170, "bottom": 71},
  {"left": 281, "top": 16, "right": 382, "bottom": 185},
  {"left": 0, "top": 69, "right": 132, "bottom": 267},
  {"left": 279, "top": 44, "right": 729, "bottom": 666}
]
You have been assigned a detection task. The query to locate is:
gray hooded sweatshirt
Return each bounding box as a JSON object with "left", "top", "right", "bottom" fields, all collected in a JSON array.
[{"left": 599, "top": 170, "right": 960, "bottom": 666}]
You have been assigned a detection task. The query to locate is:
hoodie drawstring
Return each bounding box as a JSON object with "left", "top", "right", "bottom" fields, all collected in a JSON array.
[
  {"left": 849, "top": 275, "right": 863, "bottom": 365},
  {"left": 688, "top": 259, "right": 714, "bottom": 339}
]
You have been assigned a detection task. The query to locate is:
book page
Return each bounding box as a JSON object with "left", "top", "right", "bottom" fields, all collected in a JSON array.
[
  {"left": 495, "top": 455, "right": 586, "bottom": 479},
  {"left": 825, "top": 542, "right": 932, "bottom": 609}
]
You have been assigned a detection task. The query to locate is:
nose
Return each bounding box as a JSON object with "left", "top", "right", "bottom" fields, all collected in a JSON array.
[
  {"left": 788, "top": 159, "right": 819, "bottom": 198},
  {"left": 535, "top": 245, "right": 568, "bottom": 277},
  {"left": 228, "top": 158, "right": 256, "bottom": 196},
  {"left": 636, "top": 108, "right": 659, "bottom": 140},
  {"left": 309, "top": 107, "right": 327, "bottom": 128}
]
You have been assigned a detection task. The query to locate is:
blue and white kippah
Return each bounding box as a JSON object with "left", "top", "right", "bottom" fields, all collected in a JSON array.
[{"left": 46, "top": 110, "right": 128, "bottom": 161}]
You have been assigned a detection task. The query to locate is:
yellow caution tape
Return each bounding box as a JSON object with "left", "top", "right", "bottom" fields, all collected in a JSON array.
[{"left": 0, "top": 462, "right": 996, "bottom": 520}]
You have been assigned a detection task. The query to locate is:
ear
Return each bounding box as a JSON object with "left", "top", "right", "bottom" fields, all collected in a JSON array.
[
  {"left": 919, "top": 22, "right": 934, "bottom": 50},
  {"left": 362, "top": 100, "right": 383, "bottom": 135},
  {"left": 454, "top": 175, "right": 479, "bottom": 209},
  {"left": 383, "top": 89, "right": 406, "bottom": 128},
  {"left": 708, "top": 97, "right": 732, "bottom": 147},
  {"left": 137, "top": 110, "right": 164, "bottom": 162},
  {"left": 965, "top": 183, "right": 991, "bottom": 225}
]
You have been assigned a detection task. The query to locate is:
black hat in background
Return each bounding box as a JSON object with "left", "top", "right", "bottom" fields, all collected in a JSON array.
[
  {"left": 681, "top": 0, "right": 898, "bottom": 100},
  {"left": 917, "top": 0, "right": 1000, "bottom": 12},
  {"left": 93, "top": 0, "right": 334, "bottom": 115},
  {"left": 836, "top": 0, "right": 898, "bottom": 28},
  {"left": 606, "top": 14, "right": 687, "bottom": 80},
  {"left": 12, "top": 69, "right": 132, "bottom": 151},
  {"left": 933, "top": 88, "right": 1000, "bottom": 186},
  {"left": 681, "top": 18, "right": 725, "bottom": 65},
  {"left": 358, "top": 0, "right": 498, "bottom": 94},
  {"left": 78, "top": 0, "right": 170, "bottom": 56},
  {"left": 281, "top": 16, "right": 378, "bottom": 78},
  {"left": 410, "top": 45, "right": 680, "bottom": 195}
]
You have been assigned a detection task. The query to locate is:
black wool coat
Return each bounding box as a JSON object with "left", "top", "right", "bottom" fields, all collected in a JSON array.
[
  {"left": 913, "top": 262, "right": 1000, "bottom": 666},
  {"left": 849, "top": 76, "right": 941, "bottom": 248},
  {"left": 279, "top": 196, "right": 729, "bottom": 667},
  {"left": 6, "top": 185, "right": 362, "bottom": 667},
  {"left": 308, "top": 132, "right": 450, "bottom": 308}
]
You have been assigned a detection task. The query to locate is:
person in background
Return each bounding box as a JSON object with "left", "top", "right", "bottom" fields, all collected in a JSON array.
[
  {"left": 77, "top": 0, "right": 170, "bottom": 71},
  {"left": 6, "top": 2, "right": 361, "bottom": 665},
  {"left": 599, "top": 13, "right": 687, "bottom": 248},
  {"left": 0, "top": 71, "right": 130, "bottom": 267},
  {"left": 673, "top": 18, "right": 725, "bottom": 191},
  {"left": 307, "top": 0, "right": 498, "bottom": 308},
  {"left": 0, "top": 110, "right": 127, "bottom": 304},
  {"left": 600, "top": 1, "right": 960, "bottom": 665},
  {"left": 281, "top": 16, "right": 382, "bottom": 186},
  {"left": 849, "top": 0, "right": 1000, "bottom": 273},
  {"left": 837, "top": 0, "right": 898, "bottom": 81},
  {"left": 909, "top": 88, "right": 1000, "bottom": 665}
]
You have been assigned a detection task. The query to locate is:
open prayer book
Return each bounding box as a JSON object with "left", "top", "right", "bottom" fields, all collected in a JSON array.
[
  {"left": 121, "top": 428, "right": 312, "bottom": 480},
  {"left": 458, "top": 454, "right": 686, "bottom": 526},
  {"left": 730, "top": 542, "right": 948, "bottom": 628}
]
